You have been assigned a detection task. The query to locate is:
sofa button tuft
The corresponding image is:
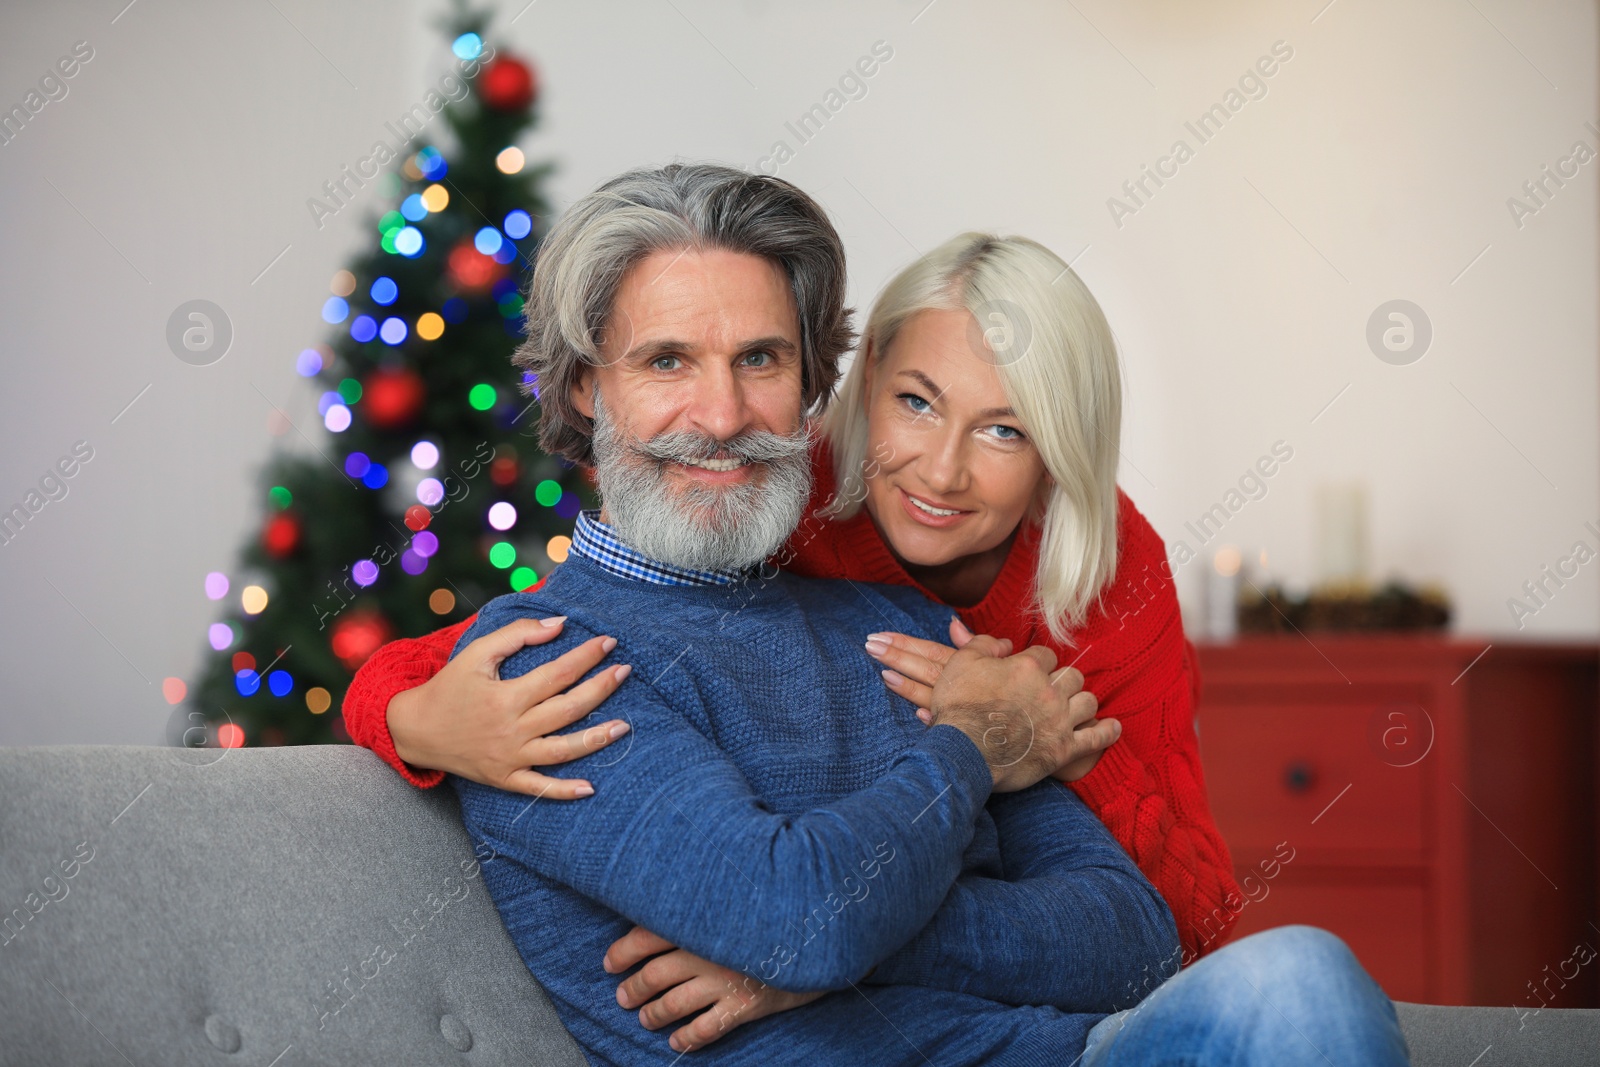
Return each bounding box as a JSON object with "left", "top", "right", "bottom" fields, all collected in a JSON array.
[
  {"left": 204, "top": 1014, "right": 241, "bottom": 1053},
  {"left": 439, "top": 1012, "right": 473, "bottom": 1051}
]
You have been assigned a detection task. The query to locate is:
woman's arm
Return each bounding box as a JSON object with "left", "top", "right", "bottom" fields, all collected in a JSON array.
[{"left": 341, "top": 614, "right": 634, "bottom": 796}]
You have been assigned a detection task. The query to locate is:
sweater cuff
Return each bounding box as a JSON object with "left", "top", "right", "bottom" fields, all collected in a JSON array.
[
  {"left": 344, "top": 661, "right": 446, "bottom": 790},
  {"left": 1066, "top": 732, "right": 1147, "bottom": 808},
  {"left": 916, "top": 724, "right": 994, "bottom": 810}
]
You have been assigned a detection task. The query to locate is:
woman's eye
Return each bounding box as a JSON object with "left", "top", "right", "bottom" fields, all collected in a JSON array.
[
  {"left": 896, "top": 392, "right": 931, "bottom": 414},
  {"left": 652, "top": 355, "right": 681, "bottom": 371}
]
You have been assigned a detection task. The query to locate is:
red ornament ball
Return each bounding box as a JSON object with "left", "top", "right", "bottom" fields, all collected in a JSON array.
[
  {"left": 329, "top": 609, "right": 393, "bottom": 671},
  {"left": 404, "top": 504, "right": 433, "bottom": 532},
  {"left": 490, "top": 455, "right": 519, "bottom": 487},
  {"left": 479, "top": 55, "right": 538, "bottom": 112},
  {"left": 447, "top": 239, "right": 504, "bottom": 292},
  {"left": 362, "top": 368, "right": 426, "bottom": 429},
  {"left": 262, "top": 513, "right": 302, "bottom": 558}
]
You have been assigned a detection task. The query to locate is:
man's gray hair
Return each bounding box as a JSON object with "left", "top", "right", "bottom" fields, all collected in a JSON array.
[{"left": 514, "top": 163, "right": 856, "bottom": 465}]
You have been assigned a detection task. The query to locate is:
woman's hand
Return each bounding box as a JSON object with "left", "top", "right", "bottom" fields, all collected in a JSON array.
[
  {"left": 603, "top": 926, "right": 825, "bottom": 1053},
  {"left": 864, "top": 617, "right": 1116, "bottom": 783},
  {"left": 387, "top": 616, "right": 633, "bottom": 797}
]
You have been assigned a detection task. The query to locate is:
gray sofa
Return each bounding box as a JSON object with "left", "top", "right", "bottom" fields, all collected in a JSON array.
[{"left": 2, "top": 745, "right": 1596, "bottom": 1065}]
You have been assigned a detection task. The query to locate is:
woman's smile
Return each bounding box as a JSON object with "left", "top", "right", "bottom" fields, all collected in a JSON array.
[{"left": 897, "top": 485, "right": 972, "bottom": 527}]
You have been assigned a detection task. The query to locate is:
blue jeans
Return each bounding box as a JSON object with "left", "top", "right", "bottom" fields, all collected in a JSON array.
[{"left": 1079, "top": 925, "right": 1411, "bottom": 1066}]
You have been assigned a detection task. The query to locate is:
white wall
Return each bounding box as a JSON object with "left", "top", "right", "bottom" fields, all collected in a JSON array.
[{"left": 1, "top": 0, "right": 1594, "bottom": 746}]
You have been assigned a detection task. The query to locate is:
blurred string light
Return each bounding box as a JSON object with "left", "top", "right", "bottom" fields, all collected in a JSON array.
[
  {"left": 241, "top": 585, "right": 268, "bottom": 615},
  {"left": 371, "top": 276, "right": 398, "bottom": 305},
  {"left": 395, "top": 226, "right": 424, "bottom": 257},
  {"left": 474, "top": 227, "right": 503, "bottom": 256},
  {"left": 324, "top": 405, "right": 352, "bottom": 432},
  {"left": 401, "top": 549, "right": 428, "bottom": 576},
  {"left": 322, "top": 297, "right": 349, "bottom": 324},
  {"left": 351, "top": 315, "right": 378, "bottom": 343},
  {"left": 268, "top": 486, "right": 292, "bottom": 508},
  {"left": 410, "top": 441, "right": 439, "bottom": 469},
  {"left": 345, "top": 452, "right": 371, "bottom": 478},
  {"left": 338, "top": 378, "right": 362, "bottom": 404},
  {"left": 504, "top": 210, "right": 532, "bottom": 239},
  {"left": 534, "top": 479, "right": 562, "bottom": 506},
  {"left": 417, "top": 478, "right": 444, "bottom": 506},
  {"left": 400, "top": 193, "right": 428, "bottom": 222},
  {"left": 162, "top": 677, "right": 187, "bottom": 704},
  {"left": 428, "top": 588, "right": 455, "bottom": 614},
  {"left": 217, "top": 723, "right": 245, "bottom": 748},
  {"left": 469, "top": 383, "right": 496, "bottom": 410},
  {"left": 296, "top": 348, "right": 323, "bottom": 376},
  {"left": 488, "top": 502, "right": 517, "bottom": 530},
  {"left": 305, "top": 687, "right": 331, "bottom": 714},
  {"left": 510, "top": 566, "right": 539, "bottom": 592},
  {"left": 442, "top": 297, "right": 468, "bottom": 323},
  {"left": 362, "top": 464, "right": 388, "bottom": 489},
  {"left": 413, "top": 531, "right": 439, "bottom": 557},
  {"left": 317, "top": 391, "right": 341, "bottom": 416},
  {"left": 417, "top": 146, "right": 447, "bottom": 181},
  {"left": 404, "top": 504, "right": 432, "bottom": 531},
  {"left": 421, "top": 183, "right": 449, "bottom": 212},
  {"left": 495, "top": 146, "right": 525, "bottom": 174},
  {"left": 352, "top": 560, "right": 379, "bottom": 587},
  {"left": 489, "top": 542, "right": 515, "bottom": 569},
  {"left": 452, "top": 33, "right": 482, "bottom": 59},
  {"left": 330, "top": 270, "right": 356, "bottom": 297},
  {"left": 492, "top": 241, "right": 516, "bottom": 265},
  {"left": 204, "top": 572, "right": 229, "bottom": 600},
  {"left": 208, "top": 623, "right": 233, "bottom": 650},
  {"left": 268, "top": 670, "right": 293, "bottom": 697},
  {"left": 380, "top": 316, "right": 408, "bottom": 345},
  {"left": 235, "top": 669, "right": 260, "bottom": 696},
  {"left": 417, "top": 312, "right": 444, "bottom": 340},
  {"left": 232, "top": 652, "right": 255, "bottom": 672},
  {"left": 547, "top": 535, "right": 571, "bottom": 563}
]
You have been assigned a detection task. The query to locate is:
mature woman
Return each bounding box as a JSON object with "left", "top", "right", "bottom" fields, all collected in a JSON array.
[{"left": 343, "top": 232, "right": 1240, "bottom": 1019}]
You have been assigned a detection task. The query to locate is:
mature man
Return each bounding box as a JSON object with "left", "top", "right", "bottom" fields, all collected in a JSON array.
[{"left": 450, "top": 163, "right": 1410, "bottom": 1066}]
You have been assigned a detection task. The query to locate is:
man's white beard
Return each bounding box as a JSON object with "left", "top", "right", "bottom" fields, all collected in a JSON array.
[{"left": 589, "top": 391, "right": 813, "bottom": 573}]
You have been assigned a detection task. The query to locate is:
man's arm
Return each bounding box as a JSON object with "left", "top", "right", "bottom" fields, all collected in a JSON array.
[
  {"left": 864, "top": 781, "right": 1181, "bottom": 1013},
  {"left": 452, "top": 605, "right": 996, "bottom": 994}
]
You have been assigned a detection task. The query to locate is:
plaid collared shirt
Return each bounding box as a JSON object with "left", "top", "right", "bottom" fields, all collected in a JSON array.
[{"left": 568, "top": 509, "right": 751, "bottom": 587}]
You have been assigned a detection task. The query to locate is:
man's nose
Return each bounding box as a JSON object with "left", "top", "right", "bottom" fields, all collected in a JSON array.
[{"left": 685, "top": 361, "right": 750, "bottom": 445}]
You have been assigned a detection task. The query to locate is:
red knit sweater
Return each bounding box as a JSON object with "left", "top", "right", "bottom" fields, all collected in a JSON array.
[{"left": 342, "top": 443, "right": 1240, "bottom": 960}]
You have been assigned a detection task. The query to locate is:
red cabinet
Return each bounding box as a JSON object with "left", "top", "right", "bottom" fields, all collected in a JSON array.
[{"left": 1194, "top": 636, "right": 1598, "bottom": 1007}]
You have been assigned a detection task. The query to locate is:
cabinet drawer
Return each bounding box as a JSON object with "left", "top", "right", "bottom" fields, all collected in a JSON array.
[
  {"left": 1199, "top": 694, "right": 1428, "bottom": 858},
  {"left": 1227, "top": 871, "right": 1431, "bottom": 1004}
]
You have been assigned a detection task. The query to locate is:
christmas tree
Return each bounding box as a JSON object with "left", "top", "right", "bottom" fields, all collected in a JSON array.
[{"left": 180, "top": 5, "right": 590, "bottom": 748}]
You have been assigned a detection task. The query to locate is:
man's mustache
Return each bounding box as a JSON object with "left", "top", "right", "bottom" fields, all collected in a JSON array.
[{"left": 633, "top": 424, "right": 813, "bottom": 467}]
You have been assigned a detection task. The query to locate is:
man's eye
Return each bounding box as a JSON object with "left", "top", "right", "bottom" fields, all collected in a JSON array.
[
  {"left": 897, "top": 392, "right": 930, "bottom": 414},
  {"left": 652, "top": 355, "right": 681, "bottom": 371},
  {"left": 743, "top": 350, "right": 772, "bottom": 367}
]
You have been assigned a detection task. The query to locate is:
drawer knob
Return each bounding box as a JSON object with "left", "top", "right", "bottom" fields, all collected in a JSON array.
[{"left": 1284, "top": 761, "right": 1317, "bottom": 794}]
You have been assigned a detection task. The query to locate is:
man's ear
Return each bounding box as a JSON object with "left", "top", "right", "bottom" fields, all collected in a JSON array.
[{"left": 570, "top": 370, "right": 596, "bottom": 420}]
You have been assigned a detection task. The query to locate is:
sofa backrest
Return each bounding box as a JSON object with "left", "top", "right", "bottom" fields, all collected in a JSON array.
[{"left": 0, "top": 745, "right": 586, "bottom": 1065}]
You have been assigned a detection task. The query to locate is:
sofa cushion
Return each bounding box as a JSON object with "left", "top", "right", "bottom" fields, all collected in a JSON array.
[
  {"left": 0, "top": 745, "right": 586, "bottom": 1065},
  {"left": 1396, "top": 1001, "right": 1600, "bottom": 1067}
]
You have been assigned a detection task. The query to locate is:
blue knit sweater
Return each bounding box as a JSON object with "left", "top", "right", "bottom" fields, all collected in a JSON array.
[{"left": 450, "top": 553, "right": 1179, "bottom": 1066}]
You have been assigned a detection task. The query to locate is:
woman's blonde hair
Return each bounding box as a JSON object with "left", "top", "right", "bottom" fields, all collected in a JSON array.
[{"left": 822, "top": 233, "right": 1123, "bottom": 644}]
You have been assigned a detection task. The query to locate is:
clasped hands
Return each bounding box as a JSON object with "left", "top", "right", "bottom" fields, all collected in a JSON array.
[{"left": 601, "top": 619, "right": 1121, "bottom": 1052}]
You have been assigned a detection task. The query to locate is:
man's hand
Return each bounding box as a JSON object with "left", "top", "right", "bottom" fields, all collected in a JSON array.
[
  {"left": 603, "top": 926, "right": 824, "bottom": 1053},
  {"left": 865, "top": 618, "right": 1117, "bottom": 783},
  {"left": 927, "top": 633, "right": 1118, "bottom": 792},
  {"left": 387, "top": 617, "right": 633, "bottom": 796}
]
